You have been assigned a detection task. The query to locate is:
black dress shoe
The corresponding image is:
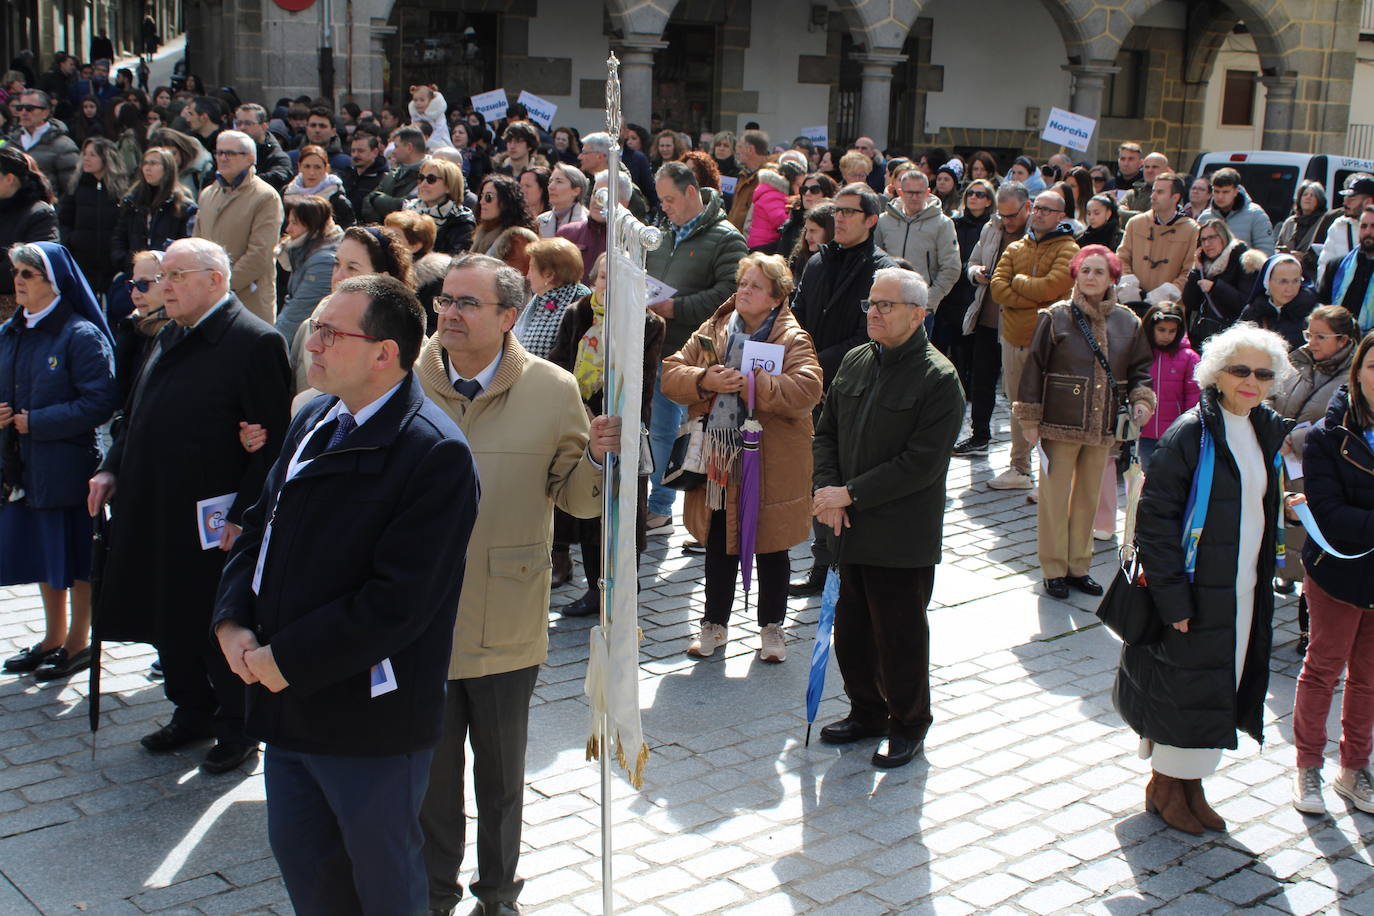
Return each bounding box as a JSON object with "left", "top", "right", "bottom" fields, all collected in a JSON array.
[
  {"left": 201, "top": 741, "right": 260, "bottom": 774},
  {"left": 469, "top": 901, "right": 519, "bottom": 916},
  {"left": 3, "top": 643, "right": 61, "bottom": 674},
  {"left": 561, "top": 592, "right": 599, "bottom": 618},
  {"left": 33, "top": 646, "right": 92, "bottom": 681},
  {"left": 140, "top": 721, "right": 214, "bottom": 753},
  {"left": 1043, "top": 577, "right": 1071, "bottom": 599},
  {"left": 819, "top": 716, "right": 888, "bottom": 745},
  {"left": 872, "top": 735, "right": 923, "bottom": 768},
  {"left": 1067, "top": 574, "right": 1104, "bottom": 596},
  {"left": 788, "top": 565, "right": 827, "bottom": 598}
]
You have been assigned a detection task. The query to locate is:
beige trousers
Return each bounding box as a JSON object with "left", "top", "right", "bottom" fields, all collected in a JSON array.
[
  {"left": 1001, "top": 339, "right": 1031, "bottom": 475},
  {"left": 1038, "top": 438, "right": 1112, "bottom": 578}
]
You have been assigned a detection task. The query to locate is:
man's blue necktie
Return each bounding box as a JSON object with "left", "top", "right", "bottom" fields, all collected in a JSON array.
[
  {"left": 326, "top": 412, "right": 356, "bottom": 449},
  {"left": 453, "top": 378, "right": 482, "bottom": 400}
]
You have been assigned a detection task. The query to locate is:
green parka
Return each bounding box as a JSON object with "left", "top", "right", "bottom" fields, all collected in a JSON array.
[{"left": 646, "top": 187, "right": 748, "bottom": 355}]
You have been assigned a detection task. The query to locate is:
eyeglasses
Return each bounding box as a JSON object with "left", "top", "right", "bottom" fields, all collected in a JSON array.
[
  {"left": 155, "top": 268, "right": 213, "bottom": 283},
  {"left": 1303, "top": 330, "right": 1347, "bottom": 343},
  {"left": 433, "top": 295, "right": 502, "bottom": 315},
  {"left": 10, "top": 266, "right": 43, "bottom": 281},
  {"left": 832, "top": 205, "right": 866, "bottom": 217},
  {"left": 1221, "top": 364, "right": 1277, "bottom": 381},
  {"left": 309, "top": 319, "right": 381, "bottom": 347},
  {"left": 12, "top": 104, "right": 45, "bottom": 112},
  {"left": 231, "top": 119, "right": 260, "bottom": 129},
  {"left": 480, "top": 192, "right": 497, "bottom": 202},
  {"left": 860, "top": 299, "right": 917, "bottom": 315},
  {"left": 1031, "top": 204, "right": 1064, "bottom": 214},
  {"left": 801, "top": 184, "right": 825, "bottom": 195},
  {"left": 966, "top": 190, "right": 989, "bottom": 199},
  {"left": 418, "top": 173, "right": 443, "bottom": 185},
  {"left": 215, "top": 149, "right": 249, "bottom": 158},
  {"left": 131, "top": 277, "right": 158, "bottom": 293}
]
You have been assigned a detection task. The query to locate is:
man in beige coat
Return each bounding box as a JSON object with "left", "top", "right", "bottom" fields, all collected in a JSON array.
[
  {"left": 1116, "top": 171, "right": 1198, "bottom": 307},
  {"left": 417, "top": 253, "right": 619, "bottom": 916},
  {"left": 193, "top": 130, "right": 283, "bottom": 324}
]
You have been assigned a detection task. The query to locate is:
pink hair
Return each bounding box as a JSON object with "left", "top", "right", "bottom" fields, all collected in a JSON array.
[{"left": 1070, "top": 244, "right": 1123, "bottom": 282}]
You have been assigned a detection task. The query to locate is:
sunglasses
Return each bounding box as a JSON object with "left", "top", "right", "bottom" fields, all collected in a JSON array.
[
  {"left": 131, "top": 278, "right": 158, "bottom": 293},
  {"left": 481, "top": 192, "right": 497, "bottom": 202},
  {"left": 10, "top": 266, "right": 44, "bottom": 281},
  {"left": 12, "top": 104, "right": 44, "bottom": 112},
  {"left": 966, "top": 190, "right": 989, "bottom": 199},
  {"left": 1222, "top": 365, "right": 1277, "bottom": 381},
  {"left": 418, "top": 173, "right": 443, "bottom": 184},
  {"left": 801, "top": 184, "right": 824, "bottom": 195}
]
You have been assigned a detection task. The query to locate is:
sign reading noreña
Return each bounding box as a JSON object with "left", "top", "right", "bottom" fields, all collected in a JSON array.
[{"left": 1040, "top": 106, "right": 1096, "bottom": 154}]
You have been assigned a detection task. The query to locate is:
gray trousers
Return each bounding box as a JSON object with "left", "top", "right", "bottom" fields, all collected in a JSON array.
[{"left": 421, "top": 665, "right": 539, "bottom": 911}]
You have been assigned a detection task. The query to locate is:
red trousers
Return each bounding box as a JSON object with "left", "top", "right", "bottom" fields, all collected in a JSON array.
[{"left": 1293, "top": 577, "right": 1374, "bottom": 769}]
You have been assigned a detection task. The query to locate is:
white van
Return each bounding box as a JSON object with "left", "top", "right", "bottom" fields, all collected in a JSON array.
[{"left": 1187, "top": 151, "right": 1374, "bottom": 224}]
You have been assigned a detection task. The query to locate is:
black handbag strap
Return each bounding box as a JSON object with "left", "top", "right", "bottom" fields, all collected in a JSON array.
[{"left": 1069, "top": 304, "right": 1120, "bottom": 397}]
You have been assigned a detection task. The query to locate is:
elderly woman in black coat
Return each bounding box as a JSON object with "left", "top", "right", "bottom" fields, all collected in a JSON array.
[{"left": 1115, "top": 322, "right": 1294, "bottom": 835}]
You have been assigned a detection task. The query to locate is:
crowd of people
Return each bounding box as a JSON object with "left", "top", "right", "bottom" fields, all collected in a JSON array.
[{"left": 0, "top": 50, "right": 1371, "bottom": 914}]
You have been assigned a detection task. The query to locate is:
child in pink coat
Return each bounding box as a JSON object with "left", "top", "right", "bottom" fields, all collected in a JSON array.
[
  {"left": 746, "top": 167, "right": 791, "bottom": 251},
  {"left": 1138, "top": 301, "right": 1201, "bottom": 469}
]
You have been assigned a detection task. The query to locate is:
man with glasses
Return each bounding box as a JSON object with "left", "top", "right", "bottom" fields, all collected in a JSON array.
[
  {"left": 9, "top": 90, "right": 78, "bottom": 197},
  {"left": 952, "top": 180, "right": 1031, "bottom": 458},
  {"left": 212, "top": 274, "right": 479, "bottom": 914},
  {"left": 812, "top": 266, "right": 963, "bottom": 768},
  {"left": 193, "top": 130, "right": 284, "bottom": 323},
  {"left": 90, "top": 237, "right": 291, "bottom": 777},
  {"left": 790, "top": 182, "right": 897, "bottom": 595},
  {"left": 233, "top": 103, "right": 293, "bottom": 191},
  {"left": 362, "top": 126, "right": 427, "bottom": 223},
  {"left": 875, "top": 168, "right": 960, "bottom": 332},
  {"left": 987, "top": 190, "right": 1079, "bottom": 490},
  {"left": 415, "top": 254, "right": 618, "bottom": 916}
]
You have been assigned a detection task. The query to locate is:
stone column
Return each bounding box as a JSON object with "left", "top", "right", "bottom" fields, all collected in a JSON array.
[
  {"left": 1063, "top": 64, "right": 1118, "bottom": 162},
  {"left": 853, "top": 51, "right": 905, "bottom": 149},
  {"left": 613, "top": 35, "right": 669, "bottom": 130},
  {"left": 1260, "top": 75, "right": 1299, "bottom": 152}
]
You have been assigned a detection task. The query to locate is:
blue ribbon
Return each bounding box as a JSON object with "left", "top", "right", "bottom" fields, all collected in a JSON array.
[{"left": 1292, "top": 502, "right": 1374, "bottom": 561}]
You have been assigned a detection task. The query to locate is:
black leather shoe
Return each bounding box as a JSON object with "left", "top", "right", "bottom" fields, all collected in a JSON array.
[
  {"left": 1067, "top": 574, "right": 1104, "bottom": 596},
  {"left": 140, "top": 721, "right": 214, "bottom": 753},
  {"left": 1274, "top": 578, "right": 1296, "bottom": 595},
  {"left": 561, "top": 592, "right": 599, "bottom": 618},
  {"left": 3, "top": 643, "right": 61, "bottom": 674},
  {"left": 788, "top": 565, "right": 827, "bottom": 598},
  {"left": 469, "top": 901, "right": 519, "bottom": 916},
  {"left": 201, "top": 741, "right": 260, "bottom": 774},
  {"left": 33, "top": 646, "right": 92, "bottom": 681},
  {"left": 1043, "top": 577, "right": 1071, "bottom": 599},
  {"left": 819, "top": 716, "right": 888, "bottom": 745},
  {"left": 872, "top": 735, "right": 923, "bottom": 768}
]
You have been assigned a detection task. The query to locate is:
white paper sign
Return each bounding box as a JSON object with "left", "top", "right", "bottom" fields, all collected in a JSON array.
[
  {"left": 1283, "top": 421, "right": 1312, "bottom": 480},
  {"left": 517, "top": 90, "right": 557, "bottom": 130},
  {"left": 800, "top": 125, "right": 828, "bottom": 148},
  {"left": 196, "top": 493, "right": 236, "bottom": 550},
  {"left": 645, "top": 277, "right": 677, "bottom": 305},
  {"left": 742, "top": 341, "right": 785, "bottom": 376},
  {"left": 370, "top": 658, "right": 398, "bottom": 697},
  {"left": 1040, "top": 106, "right": 1096, "bottom": 154},
  {"left": 719, "top": 175, "right": 738, "bottom": 195},
  {"left": 471, "top": 89, "right": 509, "bottom": 123}
]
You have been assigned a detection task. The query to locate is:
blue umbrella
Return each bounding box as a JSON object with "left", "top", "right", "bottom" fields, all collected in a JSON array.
[{"left": 804, "top": 568, "right": 840, "bottom": 746}]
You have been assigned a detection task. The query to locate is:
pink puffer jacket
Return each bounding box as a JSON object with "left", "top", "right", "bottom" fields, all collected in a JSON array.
[
  {"left": 1141, "top": 337, "right": 1201, "bottom": 439},
  {"left": 746, "top": 168, "right": 791, "bottom": 249}
]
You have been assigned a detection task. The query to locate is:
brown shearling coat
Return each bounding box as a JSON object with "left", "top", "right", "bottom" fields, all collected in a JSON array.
[
  {"left": 193, "top": 168, "right": 284, "bottom": 323},
  {"left": 989, "top": 224, "right": 1079, "bottom": 348},
  {"left": 660, "top": 298, "right": 823, "bottom": 555}
]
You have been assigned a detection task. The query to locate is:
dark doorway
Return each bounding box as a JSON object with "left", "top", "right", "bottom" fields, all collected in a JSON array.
[
  {"left": 389, "top": 9, "right": 498, "bottom": 106},
  {"left": 653, "top": 22, "right": 717, "bottom": 136}
]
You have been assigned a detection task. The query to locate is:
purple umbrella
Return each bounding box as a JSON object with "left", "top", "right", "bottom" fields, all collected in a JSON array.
[{"left": 738, "top": 371, "right": 764, "bottom": 613}]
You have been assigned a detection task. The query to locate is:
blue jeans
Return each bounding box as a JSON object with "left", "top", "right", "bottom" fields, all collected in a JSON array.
[{"left": 648, "top": 364, "right": 684, "bottom": 516}]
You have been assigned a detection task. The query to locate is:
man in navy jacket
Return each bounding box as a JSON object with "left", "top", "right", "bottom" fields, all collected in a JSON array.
[{"left": 212, "top": 274, "right": 480, "bottom": 914}]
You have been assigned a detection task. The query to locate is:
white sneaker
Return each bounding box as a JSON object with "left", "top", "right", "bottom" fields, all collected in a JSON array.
[
  {"left": 1334, "top": 768, "right": 1374, "bottom": 814},
  {"left": 1294, "top": 766, "right": 1326, "bottom": 814},
  {"left": 687, "top": 623, "right": 727, "bottom": 658},
  {"left": 1094, "top": 529, "right": 1115, "bottom": 541},
  {"left": 759, "top": 624, "right": 786, "bottom": 663},
  {"left": 988, "top": 469, "right": 1034, "bottom": 490}
]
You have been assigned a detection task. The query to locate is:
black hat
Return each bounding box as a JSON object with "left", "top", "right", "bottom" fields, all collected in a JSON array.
[{"left": 1340, "top": 176, "right": 1374, "bottom": 198}]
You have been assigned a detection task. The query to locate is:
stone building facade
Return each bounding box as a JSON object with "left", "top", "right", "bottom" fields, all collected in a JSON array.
[{"left": 187, "top": 0, "right": 1358, "bottom": 167}]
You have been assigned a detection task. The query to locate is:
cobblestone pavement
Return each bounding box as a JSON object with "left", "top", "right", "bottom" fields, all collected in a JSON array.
[{"left": 0, "top": 403, "right": 1360, "bottom": 915}]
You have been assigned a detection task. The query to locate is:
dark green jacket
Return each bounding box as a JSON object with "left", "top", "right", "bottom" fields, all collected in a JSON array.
[
  {"left": 813, "top": 326, "right": 964, "bottom": 567},
  {"left": 646, "top": 188, "right": 748, "bottom": 355},
  {"left": 362, "top": 160, "right": 421, "bottom": 224}
]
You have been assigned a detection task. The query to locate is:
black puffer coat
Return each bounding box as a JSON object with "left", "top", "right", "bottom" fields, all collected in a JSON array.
[
  {"left": 938, "top": 208, "right": 990, "bottom": 337},
  {"left": 1115, "top": 387, "right": 1290, "bottom": 748},
  {"left": 1301, "top": 385, "right": 1374, "bottom": 609},
  {"left": 58, "top": 172, "right": 123, "bottom": 292},
  {"left": 110, "top": 190, "right": 197, "bottom": 275},
  {"left": 0, "top": 175, "right": 59, "bottom": 298}
]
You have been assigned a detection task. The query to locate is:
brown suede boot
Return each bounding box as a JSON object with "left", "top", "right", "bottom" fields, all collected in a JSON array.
[
  {"left": 551, "top": 548, "right": 572, "bottom": 588},
  {"left": 1145, "top": 772, "right": 1204, "bottom": 834},
  {"left": 1182, "top": 778, "right": 1227, "bottom": 831}
]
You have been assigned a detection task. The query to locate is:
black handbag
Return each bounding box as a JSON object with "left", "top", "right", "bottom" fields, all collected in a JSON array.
[
  {"left": 1096, "top": 546, "right": 1163, "bottom": 646},
  {"left": 661, "top": 414, "right": 707, "bottom": 492}
]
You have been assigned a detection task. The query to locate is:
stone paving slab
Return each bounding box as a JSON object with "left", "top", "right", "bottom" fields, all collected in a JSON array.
[{"left": 0, "top": 402, "right": 1364, "bottom": 914}]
